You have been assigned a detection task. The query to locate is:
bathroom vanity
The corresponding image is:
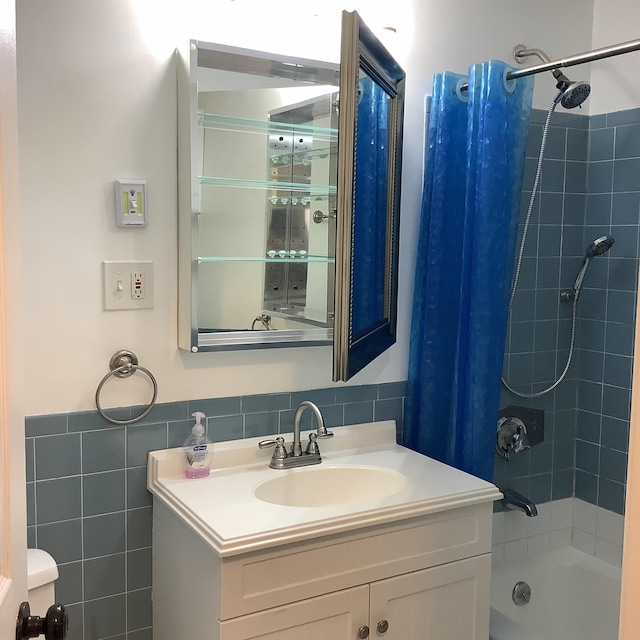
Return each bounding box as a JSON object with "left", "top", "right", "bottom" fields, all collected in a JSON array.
[{"left": 148, "top": 421, "right": 500, "bottom": 639}]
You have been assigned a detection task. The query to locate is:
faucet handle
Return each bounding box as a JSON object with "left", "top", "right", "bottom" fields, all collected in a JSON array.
[
  {"left": 305, "top": 433, "right": 320, "bottom": 454},
  {"left": 258, "top": 437, "right": 288, "bottom": 462}
]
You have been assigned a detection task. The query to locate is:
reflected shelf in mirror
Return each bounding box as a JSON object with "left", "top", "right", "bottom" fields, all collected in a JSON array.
[
  {"left": 198, "top": 112, "right": 338, "bottom": 143},
  {"left": 199, "top": 175, "right": 336, "bottom": 196},
  {"left": 198, "top": 254, "right": 335, "bottom": 264}
]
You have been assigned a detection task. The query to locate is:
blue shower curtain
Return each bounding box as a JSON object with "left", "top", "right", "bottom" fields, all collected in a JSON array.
[{"left": 404, "top": 61, "right": 534, "bottom": 481}]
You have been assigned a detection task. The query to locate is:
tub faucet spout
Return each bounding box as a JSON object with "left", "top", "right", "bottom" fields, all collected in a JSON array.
[{"left": 501, "top": 488, "right": 538, "bottom": 517}]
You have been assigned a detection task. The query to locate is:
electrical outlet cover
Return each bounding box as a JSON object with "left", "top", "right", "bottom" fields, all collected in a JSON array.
[{"left": 103, "top": 261, "right": 153, "bottom": 310}]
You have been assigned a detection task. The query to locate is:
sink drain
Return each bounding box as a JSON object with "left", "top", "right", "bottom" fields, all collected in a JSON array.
[{"left": 512, "top": 581, "right": 531, "bottom": 605}]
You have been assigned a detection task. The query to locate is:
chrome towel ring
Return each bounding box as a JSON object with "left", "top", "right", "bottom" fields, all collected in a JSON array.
[{"left": 95, "top": 350, "right": 158, "bottom": 425}]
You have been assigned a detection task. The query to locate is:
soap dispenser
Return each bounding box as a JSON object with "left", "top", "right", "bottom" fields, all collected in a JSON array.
[{"left": 182, "top": 412, "right": 212, "bottom": 479}]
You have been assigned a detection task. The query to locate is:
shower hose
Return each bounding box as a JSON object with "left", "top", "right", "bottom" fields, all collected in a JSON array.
[{"left": 501, "top": 92, "right": 579, "bottom": 399}]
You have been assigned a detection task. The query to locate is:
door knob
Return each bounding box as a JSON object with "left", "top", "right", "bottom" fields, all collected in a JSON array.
[
  {"left": 357, "top": 625, "right": 370, "bottom": 639},
  {"left": 16, "top": 602, "right": 68, "bottom": 640},
  {"left": 377, "top": 619, "right": 389, "bottom": 634}
]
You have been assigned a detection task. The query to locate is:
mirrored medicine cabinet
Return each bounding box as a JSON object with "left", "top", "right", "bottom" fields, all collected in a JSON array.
[{"left": 177, "top": 10, "right": 405, "bottom": 381}]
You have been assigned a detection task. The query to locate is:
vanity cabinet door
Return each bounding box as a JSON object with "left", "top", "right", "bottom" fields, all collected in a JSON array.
[
  {"left": 369, "top": 554, "right": 491, "bottom": 640},
  {"left": 219, "top": 584, "right": 369, "bottom": 640}
]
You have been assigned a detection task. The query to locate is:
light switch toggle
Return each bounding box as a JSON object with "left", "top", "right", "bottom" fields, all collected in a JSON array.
[{"left": 115, "top": 180, "right": 147, "bottom": 227}]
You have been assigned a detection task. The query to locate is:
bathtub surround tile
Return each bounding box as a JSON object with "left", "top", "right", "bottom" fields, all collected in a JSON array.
[
  {"left": 573, "top": 498, "right": 597, "bottom": 535},
  {"left": 528, "top": 502, "right": 551, "bottom": 537},
  {"left": 596, "top": 506, "right": 625, "bottom": 547},
  {"left": 601, "top": 416, "right": 629, "bottom": 452},
  {"left": 572, "top": 528, "right": 596, "bottom": 555},
  {"left": 598, "top": 478, "right": 625, "bottom": 514},
  {"left": 491, "top": 543, "right": 505, "bottom": 564},
  {"left": 492, "top": 512, "right": 505, "bottom": 544},
  {"left": 527, "top": 532, "right": 551, "bottom": 557},
  {"left": 550, "top": 497, "right": 573, "bottom": 530},
  {"left": 575, "top": 470, "right": 598, "bottom": 504},
  {"left": 504, "top": 538, "right": 528, "bottom": 562},
  {"left": 549, "top": 527, "right": 572, "bottom": 550},
  {"left": 595, "top": 538, "right": 623, "bottom": 567},
  {"left": 503, "top": 510, "right": 529, "bottom": 542}
]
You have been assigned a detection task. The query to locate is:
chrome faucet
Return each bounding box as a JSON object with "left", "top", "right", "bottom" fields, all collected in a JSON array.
[
  {"left": 258, "top": 401, "right": 333, "bottom": 469},
  {"left": 500, "top": 488, "right": 538, "bottom": 517}
]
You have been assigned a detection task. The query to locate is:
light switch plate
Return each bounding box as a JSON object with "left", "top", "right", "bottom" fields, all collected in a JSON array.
[
  {"left": 115, "top": 179, "right": 148, "bottom": 227},
  {"left": 103, "top": 261, "right": 154, "bottom": 310}
]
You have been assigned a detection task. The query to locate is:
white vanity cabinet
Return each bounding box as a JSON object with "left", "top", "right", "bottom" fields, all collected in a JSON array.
[
  {"left": 148, "top": 422, "right": 500, "bottom": 640},
  {"left": 152, "top": 499, "right": 493, "bottom": 640},
  {"left": 218, "top": 555, "right": 490, "bottom": 640}
]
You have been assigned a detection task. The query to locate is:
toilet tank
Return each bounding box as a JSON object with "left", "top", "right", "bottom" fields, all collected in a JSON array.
[{"left": 27, "top": 549, "right": 58, "bottom": 616}]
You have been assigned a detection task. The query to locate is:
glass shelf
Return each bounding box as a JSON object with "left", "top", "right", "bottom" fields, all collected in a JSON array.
[
  {"left": 268, "top": 146, "right": 334, "bottom": 166},
  {"left": 198, "top": 253, "right": 335, "bottom": 264},
  {"left": 200, "top": 175, "right": 336, "bottom": 197},
  {"left": 199, "top": 112, "right": 338, "bottom": 143}
]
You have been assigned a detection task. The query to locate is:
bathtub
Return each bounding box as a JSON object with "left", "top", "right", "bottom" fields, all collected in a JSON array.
[{"left": 489, "top": 546, "right": 621, "bottom": 640}]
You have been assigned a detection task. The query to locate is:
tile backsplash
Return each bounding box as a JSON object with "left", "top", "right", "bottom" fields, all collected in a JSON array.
[
  {"left": 25, "top": 382, "right": 406, "bottom": 640},
  {"left": 492, "top": 497, "right": 624, "bottom": 568}
]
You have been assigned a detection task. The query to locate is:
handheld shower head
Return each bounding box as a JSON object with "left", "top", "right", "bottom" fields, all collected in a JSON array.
[
  {"left": 573, "top": 235, "right": 615, "bottom": 299},
  {"left": 586, "top": 234, "right": 615, "bottom": 257},
  {"left": 553, "top": 69, "right": 591, "bottom": 109}
]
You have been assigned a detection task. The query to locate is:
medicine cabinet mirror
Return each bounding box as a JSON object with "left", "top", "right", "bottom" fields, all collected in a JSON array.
[{"left": 177, "top": 10, "right": 404, "bottom": 381}]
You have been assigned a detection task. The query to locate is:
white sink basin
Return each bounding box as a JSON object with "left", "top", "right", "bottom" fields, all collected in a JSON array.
[
  {"left": 253, "top": 465, "right": 407, "bottom": 507},
  {"left": 147, "top": 421, "right": 502, "bottom": 556}
]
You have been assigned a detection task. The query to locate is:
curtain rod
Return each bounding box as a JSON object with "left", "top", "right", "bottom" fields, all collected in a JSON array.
[{"left": 459, "top": 37, "right": 640, "bottom": 92}]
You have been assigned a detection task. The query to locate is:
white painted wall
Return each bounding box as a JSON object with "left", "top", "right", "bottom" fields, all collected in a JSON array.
[
  {"left": 15, "top": 0, "right": 600, "bottom": 415},
  {"left": 590, "top": 0, "right": 640, "bottom": 115}
]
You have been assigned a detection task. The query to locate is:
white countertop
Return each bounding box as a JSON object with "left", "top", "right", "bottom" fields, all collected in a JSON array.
[{"left": 147, "top": 420, "right": 501, "bottom": 557}]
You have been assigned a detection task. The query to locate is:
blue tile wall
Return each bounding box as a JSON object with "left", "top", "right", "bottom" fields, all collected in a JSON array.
[
  {"left": 499, "top": 107, "right": 587, "bottom": 506},
  {"left": 25, "top": 382, "right": 406, "bottom": 640},
  {"left": 500, "top": 106, "right": 640, "bottom": 518}
]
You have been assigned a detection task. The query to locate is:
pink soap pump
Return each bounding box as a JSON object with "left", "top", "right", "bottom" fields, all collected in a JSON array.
[{"left": 182, "top": 411, "right": 212, "bottom": 479}]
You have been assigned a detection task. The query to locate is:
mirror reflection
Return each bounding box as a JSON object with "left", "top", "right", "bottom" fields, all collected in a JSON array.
[{"left": 193, "top": 46, "right": 339, "bottom": 338}]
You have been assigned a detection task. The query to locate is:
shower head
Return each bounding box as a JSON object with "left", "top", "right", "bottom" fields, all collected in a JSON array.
[
  {"left": 573, "top": 235, "right": 615, "bottom": 299},
  {"left": 552, "top": 69, "right": 591, "bottom": 109},
  {"left": 586, "top": 234, "right": 615, "bottom": 257},
  {"left": 512, "top": 46, "right": 591, "bottom": 109}
]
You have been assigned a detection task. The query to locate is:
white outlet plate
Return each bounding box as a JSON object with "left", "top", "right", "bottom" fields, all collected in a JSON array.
[{"left": 103, "top": 261, "right": 154, "bottom": 310}]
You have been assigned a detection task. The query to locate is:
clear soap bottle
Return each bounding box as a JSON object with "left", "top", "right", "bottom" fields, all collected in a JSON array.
[{"left": 182, "top": 411, "right": 212, "bottom": 479}]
